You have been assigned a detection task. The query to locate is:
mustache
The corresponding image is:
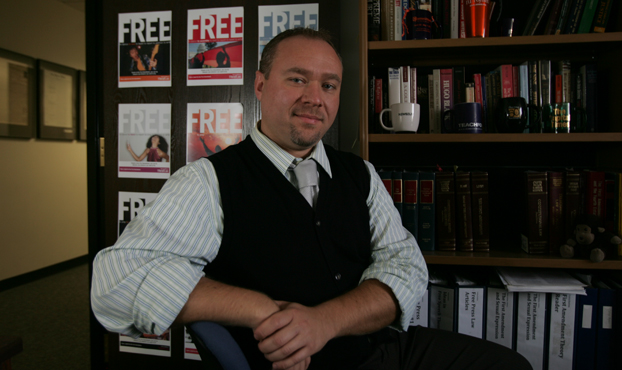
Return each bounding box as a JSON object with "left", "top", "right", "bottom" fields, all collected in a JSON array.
[{"left": 292, "top": 108, "right": 324, "bottom": 121}]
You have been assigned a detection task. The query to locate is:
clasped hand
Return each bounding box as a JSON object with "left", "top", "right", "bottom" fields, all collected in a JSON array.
[{"left": 253, "top": 301, "right": 335, "bottom": 370}]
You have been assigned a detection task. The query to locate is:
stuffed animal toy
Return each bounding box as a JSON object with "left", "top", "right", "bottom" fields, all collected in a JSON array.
[{"left": 560, "top": 214, "right": 621, "bottom": 263}]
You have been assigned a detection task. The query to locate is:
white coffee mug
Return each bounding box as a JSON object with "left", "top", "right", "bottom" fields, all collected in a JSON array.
[{"left": 380, "top": 103, "right": 421, "bottom": 133}]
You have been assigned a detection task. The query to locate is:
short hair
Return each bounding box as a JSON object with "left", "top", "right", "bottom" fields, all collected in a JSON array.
[{"left": 258, "top": 28, "right": 341, "bottom": 78}]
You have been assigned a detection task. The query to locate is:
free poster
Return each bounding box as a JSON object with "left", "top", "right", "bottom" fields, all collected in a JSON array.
[
  {"left": 187, "top": 7, "right": 244, "bottom": 86},
  {"left": 119, "top": 330, "right": 171, "bottom": 357},
  {"left": 118, "top": 11, "right": 172, "bottom": 88},
  {"left": 118, "top": 104, "right": 171, "bottom": 179},
  {"left": 258, "top": 4, "right": 318, "bottom": 63},
  {"left": 118, "top": 191, "right": 158, "bottom": 237},
  {"left": 186, "top": 102, "right": 243, "bottom": 164}
]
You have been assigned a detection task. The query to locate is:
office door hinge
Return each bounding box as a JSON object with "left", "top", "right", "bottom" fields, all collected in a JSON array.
[{"left": 99, "top": 137, "right": 105, "bottom": 167}]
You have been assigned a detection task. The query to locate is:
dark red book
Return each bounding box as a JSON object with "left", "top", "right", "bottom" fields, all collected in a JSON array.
[
  {"left": 564, "top": 171, "right": 583, "bottom": 238},
  {"left": 435, "top": 171, "right": 456, "bottom": 251},
  {"left": 471, "top": 171, "right": 490, "bottom": 252},
  {"left": 547, "top": 171, "right": 565, "bottom": 255},
  {"left": 455, "top": 171, "right": 473, "bottom": 252},
  {"left": 521, "top": 171, "right": 549, "bottom": 254},
  {"left": 585, "top": 170, "right": 605, "bottom": 223}
]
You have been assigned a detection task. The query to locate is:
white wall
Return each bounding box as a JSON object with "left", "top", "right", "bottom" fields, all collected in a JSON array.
[{"left": 0, "top": 0, "right": 87, "bottom": 280}]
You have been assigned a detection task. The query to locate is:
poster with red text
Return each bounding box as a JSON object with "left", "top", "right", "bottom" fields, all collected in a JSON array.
[
  {"left": 186, "top": 103, "right": 243, "bottom": 163},
  {"left": 118, "top": 104, "right": 171, "bottom": 179},
  {"left": 258, "top": 4, "right": 318, "bottom": 64},
  {"left": 187, "top": 7, "right": 244, "bottom": 86},
  {"left": 118, "top": 11, "right": 172, "bottom": 88}
]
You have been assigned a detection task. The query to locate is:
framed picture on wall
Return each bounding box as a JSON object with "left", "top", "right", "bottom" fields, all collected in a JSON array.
[
  {"left": 79, "top": 70, "right": 87, "bottom": 141},
  {"left": 38, "top": 60, "right": 78, "bottom": 140},
  {"left": 0, "top": 48, "right": 37, "bottom": 139}
]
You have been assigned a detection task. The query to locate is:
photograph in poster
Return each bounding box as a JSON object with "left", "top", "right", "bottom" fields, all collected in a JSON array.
[
  {"left": 118, "top": 104, "right": 171, "bottom": 179},
  {"left": 258, "top": 4, "right": 318, "bottom": 63},
  {"left": 184, "top": 327, "right": 201, "bottom": 361},
  {"left": 118, "top": 191, "right": 158, "bottom": 237},
  {"left": 187, "top": 7, "right": 243, "bottom": 86},
  {"left": 118, "top": 11, "right": 171, "bottom": 88},
  {"left": 119, "top": 330, "right": 171, "bottom": 357},
  {"left": 186, "top": 102, "right": 243, "bottom": 163}
]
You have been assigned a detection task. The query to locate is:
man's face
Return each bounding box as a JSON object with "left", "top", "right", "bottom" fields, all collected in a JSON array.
[{"left": 254, "top": 36, "right": 342, "bottom": 158}]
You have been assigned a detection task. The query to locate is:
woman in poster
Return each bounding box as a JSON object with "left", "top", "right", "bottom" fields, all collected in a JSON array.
[{"left": 126, "top": 134, "right": 170, "bottom": 162}]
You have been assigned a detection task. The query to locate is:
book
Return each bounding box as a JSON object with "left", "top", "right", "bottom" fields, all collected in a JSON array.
[
  {"left": 428, "top": 74, "right": 437, "bottom": 133},
  {"left": 429, "top": 267, "right": 456, "bottom": 332},
  {"left": 497, "top": 64, "right": 514, "bottom": 98},
  {"left": 367, "top": 0, "right": 382, "bottom": 41},
  {"left": 543, "top": 0, "right": 566, "bottom": 34},
  {"left": 450, "top": 0, "right": 460, "bottom": 38},
  {"left": 480, "top": 74, "right": 489, "bottom": 132},
  {"left": 401, "top": 65, "right": 411, "bottom": 103},
  {"left": 580, "top": 63, "right": 598, "bottom": 132},
  {"left": 471, "top": 171, "right": 490, "bottom": 252},
  {"left": 592, "top": 0, "right": 614, "bottom": 32},
  {"left": 392, "top": 170, "right": 404, "bottom": 218},
  {"left": 409, "top": 287, "right": 430, "bottom": 327},
  {"left": 410, "top": 67, "right": 418, "bottom": 104},
  {"left": 523, "top": 0, "right": 553, "bottom": 36},
  {"left": 564, "top": 171, "right": 583, "bottom": 239},
  {"left": 452, "top": 271, "right": 486, "bottom": 339},
  {"left": 547, "top": 293, "right": 576, "bottom": 370},
  {"left": 417, "top": 76, "right": 430, "bottom": 133},
  {"left": 381, "top": 0, "right": 393, "bottom": 40},
  {"left": 373, "top": 77, "right": 384, "bottom": 133},
  {"left": 539, "top": 60, "right": 552, "bottom": 107},
  {"left": 388, "top": 67, "right": 401, "bottom": 107},
  {"left": 435, "top": 171, "right": 457, "bottom": 251},
  {"left": 515, "top": 292, "right": 550, "bottom": 370},
  {"left": 555, "top": 0, "right": 574, "bottom": 34},
  {"left": 521, "top": 171, "right": 549, "bottom": 254},
  {"left": 548, "top": 171, "right": 565, "bottom": 255},
  {"left": 378, "top": 169, "right": 393, "bottom": 195},
  {"left": 604, "top": 172, "right": 617, "bottom": 233},
  {"left": 519, "top": 62, "right": 531, "bottom": 133},
  {"left": 431, "top": 69, "right": 442, "bottom": 134},
  {"left": 571, "top": 278, "right": 598, "bottom": 370},
  {"left": 394, "top": 0, "right": 402, "bottom": 40},
  {"left": 453, "top": 66, "right": 466, "bottom": 104},
  {"left": 564, "top": 0, "right": 588, "bottom": 34},
  {"left": 577, "top": 0, "right": 599, "bottom": 33},
  {"left": 440, "top": 68, "right": 454, "bottom": 133},
  {"left": 402, "top": 171, "right": 419, "bottom": 240},
  {"left": 418, "top": 172, "right": 436, "bottom": 251},
  {"left": 585, "top": 170, "right": 605, "bottom": 222},
  {"left": 486, "top": 272, "right": 517, "bottom": 349},
  {"left": 558, "top": 60, "right": 571, "bottom": 104},
  {"left": 512, "top": 65, "right": 520, "bottom": 98},
  {"left": 593, "top": 277, "right": 617, "bottom": 369},
  {"left": 456, "top": 172, "right": 474, "bottom": 251}
]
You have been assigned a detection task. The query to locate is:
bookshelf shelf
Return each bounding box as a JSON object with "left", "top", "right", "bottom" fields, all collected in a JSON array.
[
  {"left": 423, "top": 251, "right": 622, "bottom": 269},
  {"left": 369, "top": 32, "right": 622, "bottom": 51},
  {"left": 369, "top": 133, "right": 622, "bottom": 143}
]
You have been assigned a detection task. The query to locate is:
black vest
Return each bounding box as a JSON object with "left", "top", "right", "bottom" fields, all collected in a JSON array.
[{"left": 205, "top": 136, "right": 373, "bottom": 369}]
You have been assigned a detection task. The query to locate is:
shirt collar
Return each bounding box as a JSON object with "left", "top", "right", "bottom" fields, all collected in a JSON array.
[{"left": 250, "top": 121, "right": 332, "bottom": 178}]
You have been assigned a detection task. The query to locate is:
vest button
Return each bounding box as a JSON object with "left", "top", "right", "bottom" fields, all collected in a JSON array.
[
  {"left": 334, "top": 273, "right": 341, "bottom": 280},
  {"left": 316, "top": 221, "right": 321, "bottom": 227}
]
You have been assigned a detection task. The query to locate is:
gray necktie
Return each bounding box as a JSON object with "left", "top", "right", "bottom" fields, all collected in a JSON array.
[{"left": 293, "top": 159, "right": 318, "bottom": 208}]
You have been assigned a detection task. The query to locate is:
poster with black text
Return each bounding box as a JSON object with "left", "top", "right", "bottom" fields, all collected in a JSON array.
[
  {"left": 186, "top": 103, "right": 243, "bottom": 163},
  {"left": 119, "top": 11, "right": 172, "bottom": 88},
  {"left": 118, "top": 191, "right": 158, "bottom": 237},
  {"left": 187, "top": 7, "right": 244, "bottom": 86},
  {"left": 119, "top": 330, "right": 171, "bottom": 357},
  {"left": 258, "top": 4, "right": 318, "bottom": 64},
  {"left": 118, "top": 104, "right": 171, "bottom": 179}
]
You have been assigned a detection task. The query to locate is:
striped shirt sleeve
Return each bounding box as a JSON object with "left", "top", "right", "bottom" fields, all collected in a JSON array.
[
  {"left": 91, "top": 159, "right": 222, "bottom": 337},
  {"left": 360, "top": 161, "right": 429, "bottom": 331}
]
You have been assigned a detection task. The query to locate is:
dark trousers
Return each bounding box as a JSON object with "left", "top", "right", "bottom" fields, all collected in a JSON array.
[{"left": 357, "top": 326, "right": 533, "bottom": 370}]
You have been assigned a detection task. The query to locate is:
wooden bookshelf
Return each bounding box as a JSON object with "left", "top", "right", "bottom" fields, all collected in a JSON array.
[{"left": 358, "top": 0, "right": 622, "bottom": 270}]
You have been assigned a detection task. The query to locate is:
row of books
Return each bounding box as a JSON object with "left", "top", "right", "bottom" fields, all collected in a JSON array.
[
  {"left": 370, "top": 60, "right": 598, "bottom": 134},
  {"left": 521, "top": 170, "right": 621, "bottom": 256},
  {"left": 367, "top": 0, "right": 615, "bottom": 41},
  {"left": 378, "top": 168, "right": 621, "bottom": 256},
  {"left": 524, "top": 0, "right": 615, "bottom": 36},
  {"left": 378, "top": 170, "right": 490, "bottom": 252},
  {"left": 412, "top": 267, "right": 622, "bottom": 370}
]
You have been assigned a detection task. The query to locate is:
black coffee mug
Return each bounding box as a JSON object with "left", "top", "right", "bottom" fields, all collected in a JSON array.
[
  {"left": 442, "top": 102, "right": 483, "bottom": 133},
  {"left": 495, "top": 97, "right": 541, "bottom": 133}
]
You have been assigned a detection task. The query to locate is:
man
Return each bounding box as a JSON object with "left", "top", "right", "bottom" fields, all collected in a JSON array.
[{"left": 92, "top": 28, "right": 531, "bottom": 370}]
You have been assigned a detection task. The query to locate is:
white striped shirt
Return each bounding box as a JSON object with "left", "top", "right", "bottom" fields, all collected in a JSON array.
[{"left": 91, "top": 124, "right": 428, "bottom": 337}]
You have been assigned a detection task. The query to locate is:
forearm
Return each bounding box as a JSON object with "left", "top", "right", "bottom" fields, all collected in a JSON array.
[
  {"left": 314, "top": 279, "right": 398, "bottom": 338},
  {"left": 174, "top": 276, "right": 280, "bottom": 329}
]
